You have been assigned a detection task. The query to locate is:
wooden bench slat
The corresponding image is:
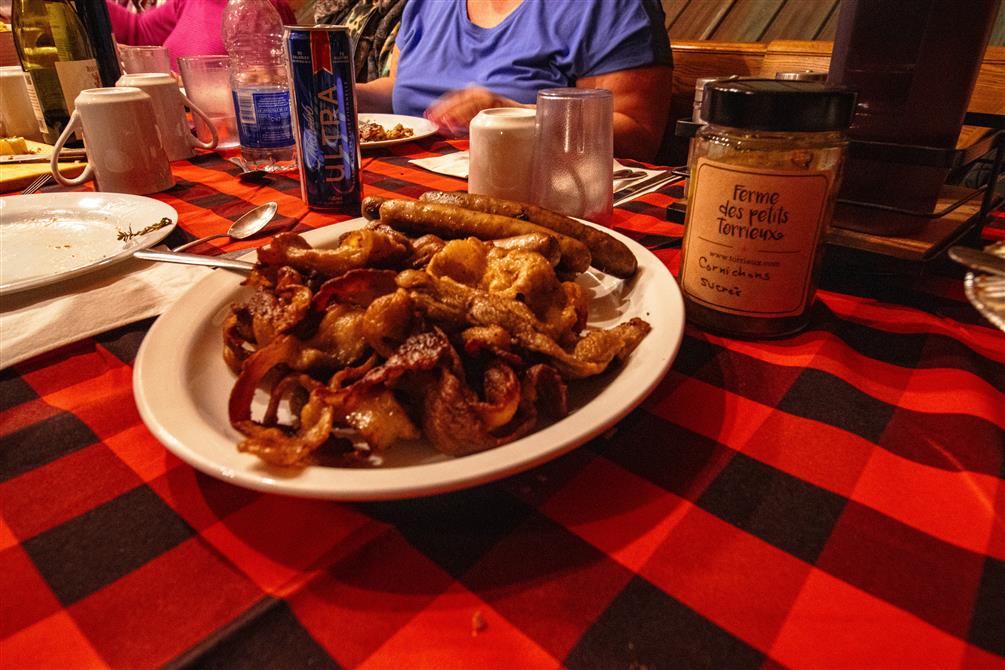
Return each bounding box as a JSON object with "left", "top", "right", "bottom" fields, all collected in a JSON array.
[
  {"left": 760, "top": 0, "right": 839, "bottom": 42},
  {"left": 661, "top": 0, "right": 692, "bottom": 31},
  {"left": 814, "top": 5, "right": 840, "bottom": 40},
  {"left": 711, "top": 0, "right": 787, "bottom": 42},
  {"left": 667, "top": 0, "right": 737, "bottom": 40}
]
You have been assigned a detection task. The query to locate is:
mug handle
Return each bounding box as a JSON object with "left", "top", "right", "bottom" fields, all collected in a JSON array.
[
  {"left": 181, "top": 92, "right": 218, "bottom": 150},
  {"left": 50, "top": 110, "right": 94, "bottom": 187}
]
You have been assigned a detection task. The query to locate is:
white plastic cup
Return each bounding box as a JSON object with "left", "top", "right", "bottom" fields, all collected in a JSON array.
[
  {"left": 529, "top": 88, "right": 613, "bottom": 222},
  {"left": 469, "top": 108, "right": 536, "bottom": 203}
]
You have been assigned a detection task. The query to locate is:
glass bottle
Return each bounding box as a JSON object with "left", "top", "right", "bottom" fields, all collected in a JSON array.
[
  {"left": 11, "top": 0, "right": 101, "bottom": 145},
  {"left": 74, "top": 0, "right": 121, "bottom": 87}
]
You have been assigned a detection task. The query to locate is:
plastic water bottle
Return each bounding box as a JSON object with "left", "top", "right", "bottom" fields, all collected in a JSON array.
[{"left": 221, "top": 0, "right": 295, "bottom": 171}]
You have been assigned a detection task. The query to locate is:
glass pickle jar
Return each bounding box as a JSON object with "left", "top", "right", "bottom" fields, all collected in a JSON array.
[{"left": 679, "top": 79, "right": 856, "bottom": 338}]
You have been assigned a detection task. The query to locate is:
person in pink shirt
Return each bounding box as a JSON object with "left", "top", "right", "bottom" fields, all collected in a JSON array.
[{"left": 106, "top": 0, "right": 296, "bottom": 68}]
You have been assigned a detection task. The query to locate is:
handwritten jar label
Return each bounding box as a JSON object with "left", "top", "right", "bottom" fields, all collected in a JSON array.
[{"left": 680, "top": 158, "right": 833, "bottom": 318}]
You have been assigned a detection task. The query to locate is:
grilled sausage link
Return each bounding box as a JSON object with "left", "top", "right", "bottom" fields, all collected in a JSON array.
[
  {"left": 419, "top": 191, "right": 637, "bottom": 278},
  {"left": 378, "top": 199, "right": 591, "bottom": 274},
  {"left": 362, "top": 195, "right": 388, "bottom": 220}
]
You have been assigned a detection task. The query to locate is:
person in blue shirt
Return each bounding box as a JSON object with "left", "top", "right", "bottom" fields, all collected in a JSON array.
[{"left": 356, "top": 0, "right": 674, "bottom": 161}]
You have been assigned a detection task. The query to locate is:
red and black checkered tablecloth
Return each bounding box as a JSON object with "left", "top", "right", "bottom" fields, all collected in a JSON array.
[{"left": 2, "top": 140, "right": 1004, "bottom": 669}]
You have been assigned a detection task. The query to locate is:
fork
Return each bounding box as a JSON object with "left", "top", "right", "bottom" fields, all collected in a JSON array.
[
  {"left": 21, "top": 172, "right": 52, "bottom": 195},
  {"left": 613, "top": 168, "right": 647, "bottom": 181}
]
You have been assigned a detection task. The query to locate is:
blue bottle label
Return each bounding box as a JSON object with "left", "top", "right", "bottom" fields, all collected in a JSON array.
[{"left": 233, "top": 88, "right": 294, "bottom": 148}]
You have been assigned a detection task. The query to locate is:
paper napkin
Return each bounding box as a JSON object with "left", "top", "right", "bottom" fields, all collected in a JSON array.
[
  {"left": 408, "top": 151, "right": 666, "bottom": 198},
  {"left": 0, "top": 250, "right": 212, "bottom": 370}
]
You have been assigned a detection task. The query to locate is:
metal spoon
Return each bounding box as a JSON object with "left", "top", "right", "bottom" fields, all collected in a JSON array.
[
  {"left": 227, "top": 156, "right": 270, "bottom": 182},
  {"left": 172, "top": 201, "right": 278, "bottom": 252}
]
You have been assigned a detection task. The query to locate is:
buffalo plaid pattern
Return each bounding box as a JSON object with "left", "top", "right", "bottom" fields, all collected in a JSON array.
[{"left": 2, "top": 140, "right": 1003, "bottom": 669}]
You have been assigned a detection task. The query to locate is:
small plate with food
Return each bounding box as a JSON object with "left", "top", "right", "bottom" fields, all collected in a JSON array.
[
  {"left": 0, "top": 193, "right": 177, "bottom": 295},
  {"left": 0, "top": 137, "right": 86, "bottom": 163},
  {"left": 133, "top": 193, "right": 684, "bottom": 500},
  {"left": 0, "top": 136, "right": 49, "bottom": 163},
  {"left": 359, "top": 113, "right": 437, "bottom": 149}
]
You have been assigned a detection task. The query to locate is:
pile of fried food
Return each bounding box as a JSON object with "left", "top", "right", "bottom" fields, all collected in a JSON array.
[
  {"left": 223, "top": 192, "right": 650, "bottom": 467},
  {"left": 359, "top": 120, "right": 414, "bottom": 143}
]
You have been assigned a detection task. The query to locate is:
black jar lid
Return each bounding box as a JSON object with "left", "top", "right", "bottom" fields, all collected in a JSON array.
[{"left": 701, "top": 79, "right": 856, "bottom": 132}]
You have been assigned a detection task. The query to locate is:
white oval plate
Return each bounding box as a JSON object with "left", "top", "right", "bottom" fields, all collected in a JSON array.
[
  {"left": 359, "top": 113, "right": 438, "bottom": 149},
  {"left": 0, "top": 193, "right": 178, "bottom": 294},
  {"left": 133, "top": 219, "right": 684, "bottom": 500}
]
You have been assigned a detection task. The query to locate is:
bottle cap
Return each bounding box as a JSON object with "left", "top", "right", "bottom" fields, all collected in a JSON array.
[
  {"left": 774, "top": 70, "right": 828, "bottom": 82},
  {"left": 702, "top": 79, "right": 856, "bottom": 132}
]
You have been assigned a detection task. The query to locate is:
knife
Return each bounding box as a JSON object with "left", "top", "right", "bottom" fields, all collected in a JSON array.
[
  {"left": 133, "top": 249, "right": 256, "bottom": 272},
  {"left": 948, "top": 246, "right": 1005, "bottom": 278},
  {"left": 613, "top": 170, "right": 685, "bottom": 206}
]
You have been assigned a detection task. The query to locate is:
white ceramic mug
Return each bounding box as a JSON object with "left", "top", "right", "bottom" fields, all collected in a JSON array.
[
  {"left": 50, "top": 87, "right": 175, "bottom": 195},
  {"left": 469, "top": 108, "right": 536, "bottom": 203},
  {"left": 0, "top": 66, "right": 41, "bottom": 140},
  {"left": 116, "top": 72, "right": 217, "bottom": 160}
]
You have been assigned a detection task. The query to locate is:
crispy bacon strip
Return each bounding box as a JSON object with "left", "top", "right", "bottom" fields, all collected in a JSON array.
[
  {"left": 484, "top": 364, "right": 568, "bottom": 443},
  {"left": 422, "top": 368, "right": 497, "bottom": 456},
  {"left": 235, "top": 391, "right": 334, "bottom": 467},
  {"left": 420, "top": 360, "right": 562, "bottom": 456},
  {"left": 311, "top": 268, "right": 398, "bottom": 311},
  {"left": 258, "top": 230, "right": 410, "bottom": 276},
  {"left": 336, "top": 386, "right": 420, "bottom": 451},
  {"left": 223, "top": 310, "right": 254, "bottom": 373},
  {"left": 229, "top": 335, "right": 299, "bottom": 425},
  {"left": 243, "top": 266, "right": 312, "bottom": 347},
  {"left": 401, "top": 271, "right": 651, "bottom": 378},
  {"left": 314, "top": 331, "right": 456, "bottom": 452},
  {"left": 474, "top": 362, "right": 521, "bottom": 431},
  {"left": 228, "top": 336, "right": 337, "bottom": 466},
  {"left": 231, "top": 354, "right": 385, "bottom": 466}
]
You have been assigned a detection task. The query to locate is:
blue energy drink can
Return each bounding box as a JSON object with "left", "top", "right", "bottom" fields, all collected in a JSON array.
[{"left": 283, "top": 26, "right": 362, "bottom": 212}]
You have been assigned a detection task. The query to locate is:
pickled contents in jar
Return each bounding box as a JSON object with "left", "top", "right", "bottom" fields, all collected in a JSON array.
[{"left": 679, "top": 128, "right": 846, "bottom": 338}]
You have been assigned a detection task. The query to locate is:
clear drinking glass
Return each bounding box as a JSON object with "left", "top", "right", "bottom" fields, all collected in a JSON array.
[
  {"left": 529, "top": 88, "right": 613, "bottom": 222},
  {"left": 118, "top": 45, "right": 172, "bottom": 74},
  {"left": 177, "top": 55, "right": 240, "bottom": 149}
]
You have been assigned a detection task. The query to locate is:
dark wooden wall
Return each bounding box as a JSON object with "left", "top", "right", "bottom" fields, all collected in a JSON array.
[{"left": 662, "top": 0, "right": 1005, "bottom": 46}]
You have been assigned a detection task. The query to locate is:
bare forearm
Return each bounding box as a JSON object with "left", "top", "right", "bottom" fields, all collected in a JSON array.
[
  {"left": 356, "top": 77, "right": 395, "bottom": 113},
  {"left": 613, "top": 112, "right": 664, "bottom": 163},
  {"left": 581, "top": 66, "right": 673, "bottom": 164}
]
